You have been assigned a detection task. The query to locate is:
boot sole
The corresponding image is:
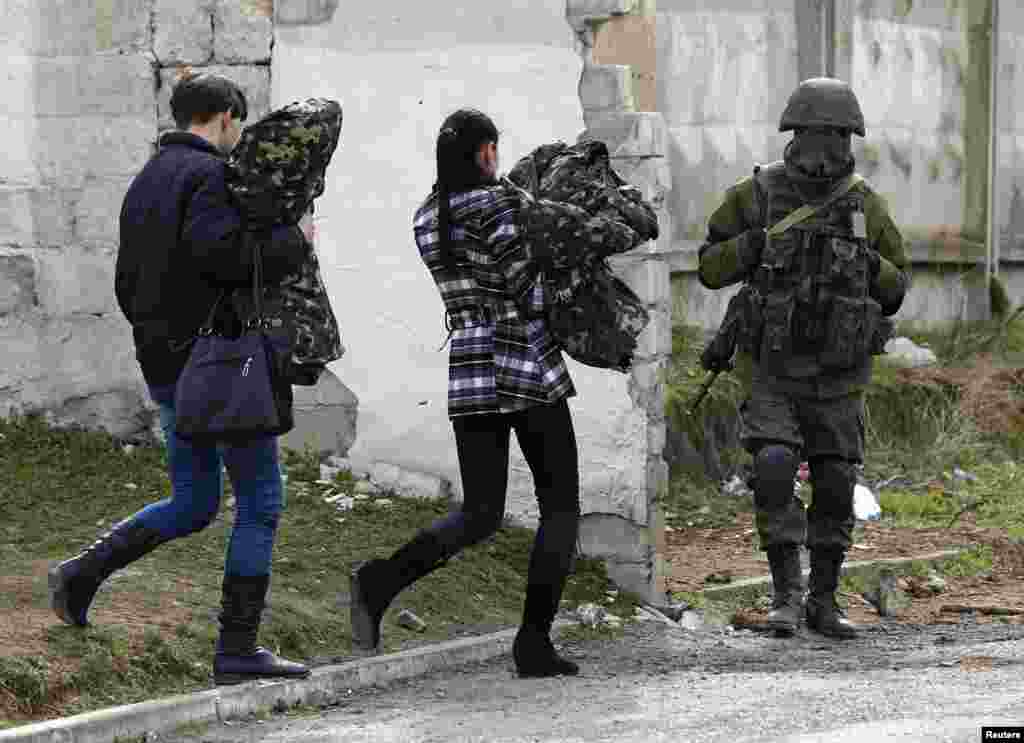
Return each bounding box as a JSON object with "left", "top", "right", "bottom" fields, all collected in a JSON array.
[
  {"left": 48, "top": 564, "right": 86, "bottom": 627},
  {"left": 214, "top": 670, "right": 312, "bottom": 686},
  {"left": 766, "top": 620, "right": 798, "bottom": 636},
  {"left": 516, "top": 667, "right": 580, "bottom": 679},
  {"left": 806, "top": 624, "right": 857, "bottom": 640},
  {"left": 349, "top": 563, "right": 381, "bottom": 654}
]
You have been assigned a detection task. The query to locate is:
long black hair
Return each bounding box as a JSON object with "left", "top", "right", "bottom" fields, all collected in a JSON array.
[{"left": 435, "top": 109, "right": 499, "bottom": 271}]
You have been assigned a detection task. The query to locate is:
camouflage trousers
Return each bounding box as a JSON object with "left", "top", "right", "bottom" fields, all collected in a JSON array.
[{"left": 741, "top": 380, "right": 864, "bottom": 551}]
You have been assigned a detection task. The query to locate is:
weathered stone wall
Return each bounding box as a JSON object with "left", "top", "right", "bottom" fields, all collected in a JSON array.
[
  {"left": 0, "top": 0, "right": 276, "bottom": 438},
  {"left": 656, "top": 1, "right": 802, "bottom": 331},
  {"left": 996, "top": 2, "right": 1024, "bottom": 278},
  {"left": 569, "top": 0, "right": 672, "bottom": 601},
  {"left": 1, "top": 2, "right": 156, "bottom": 437}
]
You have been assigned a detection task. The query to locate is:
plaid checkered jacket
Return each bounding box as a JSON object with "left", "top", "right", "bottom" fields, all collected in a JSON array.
[{"left": 413, "top": 183, "right": 576, "bottom": 418}]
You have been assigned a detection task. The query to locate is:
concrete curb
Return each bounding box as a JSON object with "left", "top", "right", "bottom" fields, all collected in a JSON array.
[
  {"left": 700, "top": 549, "right": 966, "bottom": 605},
  {"left": 0, "top": 627, "right": 527, "bottom": 743}
]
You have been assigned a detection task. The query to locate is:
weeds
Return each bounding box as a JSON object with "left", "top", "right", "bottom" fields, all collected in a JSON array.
[
  {"left": 942, "top": 545, "right": 994, "bottom": 577},
  {"left": 0, "top": 657, "right": 49, "bottom": 715}
]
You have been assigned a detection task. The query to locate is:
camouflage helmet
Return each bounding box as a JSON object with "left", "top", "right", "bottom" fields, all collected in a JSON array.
[{"left": 779, "top": 77, "right": 865, "bottom": 137}]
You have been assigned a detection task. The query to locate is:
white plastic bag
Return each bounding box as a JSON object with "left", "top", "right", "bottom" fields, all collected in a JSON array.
[{"left": 853, "top": 483, "right": 881, "bottom": 520}]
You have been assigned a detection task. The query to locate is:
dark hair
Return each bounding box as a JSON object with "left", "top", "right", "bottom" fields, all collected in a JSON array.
[
  {"left": 169, "top": 69, "right": 248, "bottom": 130},
  {"left": 435, "top": 109, "right": 499, "bottom": 271}
]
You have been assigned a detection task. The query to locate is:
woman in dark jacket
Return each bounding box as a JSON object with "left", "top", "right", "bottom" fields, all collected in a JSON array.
[
  {"left": 48, "top": 72, "right": 311, "bottom": 686},
  {"left": 349, "top": 109, "right": 581, "bottom": 678}
]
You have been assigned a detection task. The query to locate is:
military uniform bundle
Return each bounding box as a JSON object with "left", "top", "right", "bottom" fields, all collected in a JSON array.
[
  {"left": 226, "top": 98, "right": 345, "bottom": 385},
  {"left": 507, "top": 140, "right": 659, "bottom": 372}
]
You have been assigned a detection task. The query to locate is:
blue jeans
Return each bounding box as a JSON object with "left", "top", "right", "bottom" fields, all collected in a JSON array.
[{"left": 131, "top": 384, "right": 284, "bottom": 577}]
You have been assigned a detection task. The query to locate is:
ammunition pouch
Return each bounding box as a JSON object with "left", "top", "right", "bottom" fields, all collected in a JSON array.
[
  {"left": 758, "top": 289, "right": 796, "bottom": 374},
  {"left": 819, "top": 295, "right": 880, "bottom": 370}
]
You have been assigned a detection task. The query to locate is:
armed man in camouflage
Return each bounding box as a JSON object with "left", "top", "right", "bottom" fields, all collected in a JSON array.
[{"left": 698, "top": 78, "right": 910, "bottom": 638}]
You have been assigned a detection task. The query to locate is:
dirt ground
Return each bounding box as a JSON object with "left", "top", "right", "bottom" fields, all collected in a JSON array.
[
  {"left": 666, "top": 512, "right": 1024, "bottom": 627},
  {"left": 0, "top": 561, "right": 197, "bottom": 660},
  {"left": 0, "top": 562, "right": 200, "bottom": 721}
]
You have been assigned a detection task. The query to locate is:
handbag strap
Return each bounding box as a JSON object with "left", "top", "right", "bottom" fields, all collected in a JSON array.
[
  {"left": 246, "top": 220, "right": 266, "bottom": 328},
  {"left": 196, "top": 290, "right": 227, "bottom": 337}
]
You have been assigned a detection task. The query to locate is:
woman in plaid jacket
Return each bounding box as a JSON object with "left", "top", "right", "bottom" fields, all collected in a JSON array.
[{"left": 349, "top": 109, "right": 582, "bottom": 678}]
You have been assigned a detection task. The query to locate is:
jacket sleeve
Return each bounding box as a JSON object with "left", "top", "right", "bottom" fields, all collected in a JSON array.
[
  {"left": 863, "top": 190, "right": 910, "bottom": 316},
  {"left": 115, "top": 199, "right": 138, "bottom": 324},
  {"left": 599, "top": 184, "right": 660, "bottom": 243},
  {"left": 698, "top": 178, "right": 760, "bottom": 289},
  {"left": 182, "top": 162, "right": 307, "bottom": 288},
  {"left": 482, "top": 189, "right": 536, "bottom": 309}
]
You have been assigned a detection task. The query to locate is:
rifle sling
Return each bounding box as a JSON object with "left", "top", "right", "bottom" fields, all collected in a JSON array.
[{"left": 765, "top": 174, "right": 863, "bottom": 237}]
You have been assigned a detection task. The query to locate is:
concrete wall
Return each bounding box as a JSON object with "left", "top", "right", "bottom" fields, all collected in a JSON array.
[
  {"left": 0, "top": 0, "right": 276, "bottom": 438},
  {"left": 663, "top": 1, "right": 1024, "bottom": 332},
  {"left": 996, "top": 1, "right": 1024, "bottom": 270},
  {"left": 655, "top": 1, "right": 802, "bottom": 329},
  {"left": 0, "top": 2, "right": 154, "bottom": 436}
]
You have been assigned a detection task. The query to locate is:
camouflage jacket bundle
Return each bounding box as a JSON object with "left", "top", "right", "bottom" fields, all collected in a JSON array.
[
  {"left": 226, "top": 98, "right": 345, "bottom": 385},
  {"left": 506, "top": 140, "right": 659, "bottom": 371}
]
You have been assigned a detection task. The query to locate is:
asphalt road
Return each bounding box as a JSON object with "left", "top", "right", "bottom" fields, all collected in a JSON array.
[{"left": 167, "top": 620, "right": 1024, "bottom": 743}]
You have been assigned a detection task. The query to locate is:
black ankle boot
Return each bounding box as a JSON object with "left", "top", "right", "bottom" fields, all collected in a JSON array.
[
  {"left": 349, "top": 531, "right": 448, "bottom": 653},
  {"left": 805, "top": 548, "right": 858, "bottom": 639},
  {"left": 513, "top": 628, "right": 579, "bottom": 679},
  {"left": 214, "top": 574, "right": 310, "bottom": 685},
  {"left": 514, "top": 582, "right": 579, "bottom": 679},
  {"left": 49, "top": 519, "right": 168, "bottom": 627},
  {"left": 765, "top": 544, "right": 804, "bottom": 635}
]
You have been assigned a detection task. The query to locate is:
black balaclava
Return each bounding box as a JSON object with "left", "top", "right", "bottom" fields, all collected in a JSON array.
[
  {"left": 435, "top": 109, "right": 500, "bottom": 271},
  {"left": 784, "top": 127, "right": 855, "bottom": 199}
]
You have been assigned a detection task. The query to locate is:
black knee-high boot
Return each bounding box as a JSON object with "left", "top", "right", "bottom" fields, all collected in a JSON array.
[
  {"left": 513, "top": 512, "right": 580, "bottom": 678},
  {"left": 214, "top": 574, "right": 310, "bottom": 685},
  {"left": 49, "top": 518, "right": 168, "bottom": 627},
  {"left": 349, "top": 531, "right": 450, "bottom": 653}
]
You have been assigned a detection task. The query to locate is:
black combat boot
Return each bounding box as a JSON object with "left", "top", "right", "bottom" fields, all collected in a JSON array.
[
  {"left": 49, "top": 519, "right": 168, "bottom": 627},
  {"left": 349, "top": 531, "right": 449, "bottom": 653},
  {"left": 765, "top": 544, "right": 804, "bottom": 635},
  {"left": 213, "top": 574, "right": 310, "bottom": 685},
  {"left": 805, "top": 548, "right": 858, "bottom": 639},
  {"left": 513, "top": 582, "right": 579, "bottom": 679}
]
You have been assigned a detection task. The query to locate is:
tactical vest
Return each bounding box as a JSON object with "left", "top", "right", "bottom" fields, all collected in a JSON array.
[{"left": 741, "top": 162, "right": 886, "bottom": 376}]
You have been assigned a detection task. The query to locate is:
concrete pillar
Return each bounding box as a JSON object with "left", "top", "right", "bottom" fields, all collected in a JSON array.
[
  {"left": 796, "top": 0, "right": 829, "bottom": 81},
  {"left": 568, "top": 0, "right": 671, "bottom": 604}
]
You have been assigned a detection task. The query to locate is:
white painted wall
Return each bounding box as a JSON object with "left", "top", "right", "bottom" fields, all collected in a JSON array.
[{"left": 273, "top": 1, "right": 652, "bottom": 524}]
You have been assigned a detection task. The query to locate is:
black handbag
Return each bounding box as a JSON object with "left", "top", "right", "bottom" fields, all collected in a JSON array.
[{"left": 174, "top": 237, "right": 294, "bottom": 445}]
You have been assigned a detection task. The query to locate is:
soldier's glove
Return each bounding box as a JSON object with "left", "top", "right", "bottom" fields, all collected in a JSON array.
[{"left": 737, "top": 229, "right": 766, "bottom": 274}]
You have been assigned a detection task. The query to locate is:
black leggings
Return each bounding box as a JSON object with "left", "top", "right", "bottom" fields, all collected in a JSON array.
[{"left": 428, "top": 399, "right": 580, "bottom": 584}]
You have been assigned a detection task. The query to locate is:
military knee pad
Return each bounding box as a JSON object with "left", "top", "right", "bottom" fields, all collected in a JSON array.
[{"left": 753, "top": 444, "right": 799, "bottom": 510}]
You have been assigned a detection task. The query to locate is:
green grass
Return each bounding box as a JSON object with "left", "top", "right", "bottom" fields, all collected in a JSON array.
[
  {"left": 664, "top": 311, "right": 1024, "bottom": 532},
  {"left": 662, "top": 325, "right": 751, "bottom": 526},
  {"left": 0, "top": 415, "right": 622, "bottom": 726},
  {"left": 838, "top": 545, "right": 995, "bottom": 598}
]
